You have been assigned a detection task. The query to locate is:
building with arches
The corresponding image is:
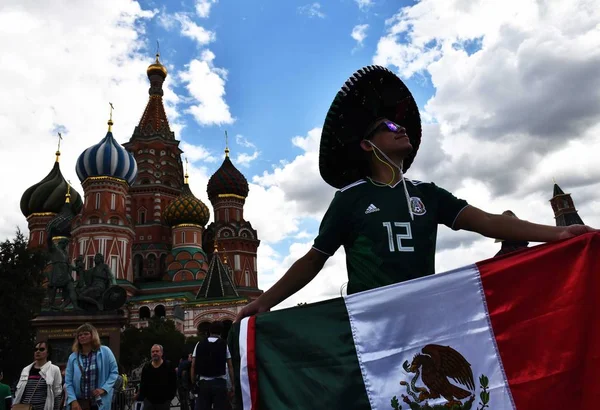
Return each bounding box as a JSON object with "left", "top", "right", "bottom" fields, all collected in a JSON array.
[{"left": 20, "top": 54, "right": 262, "bottom": 336}]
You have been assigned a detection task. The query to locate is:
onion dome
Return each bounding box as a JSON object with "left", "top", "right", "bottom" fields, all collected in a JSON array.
[
  {"left": 76, "top": 116, "right": 138, "bottom": 185},
  {"left": 147, "top": 53, "right": 167, "bottom": 79},
  {"left": 20, "top": 149, "right": 83, "bottom": 218},
  {"left": 164, "top": 172, "right": 210, "bottom": 227},
  {"left": 46, "top": 185, "right": 76, "bottom": 239},
  {"left": 207, "top": 147, "right": 249, "bottom": 200}
]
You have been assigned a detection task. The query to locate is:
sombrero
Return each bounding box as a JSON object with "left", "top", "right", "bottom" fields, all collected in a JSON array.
[{"left": 319, "top": 65, "right": 422, "bottom": 189}]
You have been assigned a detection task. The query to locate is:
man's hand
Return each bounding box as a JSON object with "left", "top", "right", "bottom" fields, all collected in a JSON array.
[
  {"left": 235, "top": 299, "right": 270, "bottom": 323},
  {"left": 71, "top": 401, "right": 82, "bottom": 410},
  {"left": 92, "top": 388, "right": 106, "bottom": 397},
  {"left": 557, "top": 224, "right": 597, "bottom": 240}
]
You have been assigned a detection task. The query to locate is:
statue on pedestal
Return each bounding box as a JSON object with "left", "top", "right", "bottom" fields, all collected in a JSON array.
[
  {"left": 46, "top": 236, "right": 80, "bottom": 311},
  {"left": 77, "top": 253, "right": 119, "bottom": 311},
  {"left": 44, "top": 183, "right": 126, "bottom": 313}
]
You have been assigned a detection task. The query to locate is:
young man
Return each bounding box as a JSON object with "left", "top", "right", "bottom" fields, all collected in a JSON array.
[
  {"left": 191, "top": 322, "right": 234, "bottom": 410},
  {"left": 236, "top": 65, "right": 596, "bottom": 321}
]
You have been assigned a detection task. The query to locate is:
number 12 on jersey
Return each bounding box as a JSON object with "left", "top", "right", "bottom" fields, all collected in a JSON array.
[{"left": 382, "top": 222, "right": 414, "bottom": 252}]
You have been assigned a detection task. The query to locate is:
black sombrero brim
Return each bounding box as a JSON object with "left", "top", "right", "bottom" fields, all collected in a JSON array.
[{"left": 319, "top": 65, "right": 422, "bottom": 189}]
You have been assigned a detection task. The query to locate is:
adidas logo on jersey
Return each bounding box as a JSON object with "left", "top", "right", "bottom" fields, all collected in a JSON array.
[{"left": 365, "top": 204, "right": 380, "bottom": 214}]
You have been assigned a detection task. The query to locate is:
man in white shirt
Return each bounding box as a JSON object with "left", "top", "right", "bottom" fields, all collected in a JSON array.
[{"left": 191, "top": 322, "right": 234, "bottom": 410}]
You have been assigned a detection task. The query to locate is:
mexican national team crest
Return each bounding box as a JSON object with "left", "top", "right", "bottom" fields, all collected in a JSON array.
[
  {"left": 391, "top": 344, "right": 490, "bottom": 410},
  {"left": 410, "top": 197, "right": 426, "bottom": 215}
]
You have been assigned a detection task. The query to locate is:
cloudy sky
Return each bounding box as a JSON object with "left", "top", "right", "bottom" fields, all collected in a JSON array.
[{"left": 1, "top": 0, "right": 599, "bottom": 309}]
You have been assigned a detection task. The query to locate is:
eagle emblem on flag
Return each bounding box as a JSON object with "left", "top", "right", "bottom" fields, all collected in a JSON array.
[{"left": 391, "top": 344, "right": 491, "bottom": 410}]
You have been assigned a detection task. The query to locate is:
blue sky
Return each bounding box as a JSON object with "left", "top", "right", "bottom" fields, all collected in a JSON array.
[
  {"left": 2, "top": 0, "right": 600, "bottom": 307},
  {"left": 141, "top": 0, "right": 434, "bottom": 177}
]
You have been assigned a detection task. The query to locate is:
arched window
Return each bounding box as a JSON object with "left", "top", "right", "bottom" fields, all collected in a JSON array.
[
  {"left": 139, "top": 306, "right": 151, "bottom": 319},
  {"left": 133, "top": 255, "right": 143, "bottom": 279},
  {"left": 147, "top": 254, "right": 157, "bottom": 276},
  {"left": 160, "top": 254, "right": 167, "bottom": 275},
  {"left": 138, "top": 208, "right": 146, "bottom": 225},
  {"left": 154, "top": 304, "right": 166, "bottom": 318}
]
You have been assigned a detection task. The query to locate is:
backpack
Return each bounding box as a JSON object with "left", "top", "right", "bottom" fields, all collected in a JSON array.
[{"left": 194, "top": 338, "right": 227, "bottom": 378}]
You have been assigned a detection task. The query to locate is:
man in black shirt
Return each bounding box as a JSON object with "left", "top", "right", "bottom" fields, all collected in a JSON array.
[
  {"left": 191, "top": 322, "right": 234, "bottom": 410},
  {"left": 140, "top": 344, "right": 176, "bottom": 410}
]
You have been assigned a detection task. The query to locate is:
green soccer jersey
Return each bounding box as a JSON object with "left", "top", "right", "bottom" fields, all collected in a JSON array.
[
  {"left": 0, "top": 382, "right": 10, "bottom": 410},
  {"left": 313, "top": 178, "right": 469, "bottom": 294}
]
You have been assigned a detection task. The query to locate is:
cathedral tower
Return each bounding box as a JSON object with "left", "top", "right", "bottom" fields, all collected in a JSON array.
[
  {"left": 205, "top": 141, "right": 261, "bottom": 298},
  {"left": 163, "top": 164, "right": 211, "bottom": 281},
  {"left": 20, "top": 141, "right": 82, "bottom": 249},
  {"left": 71, "top": 113, "right": 138, "bottom": 280},
  {"left": 550, "top": 183, "right": 584, "bottom": 226},
  {"left": 123, "top": 53, "right": 184, "bottom": 281}
]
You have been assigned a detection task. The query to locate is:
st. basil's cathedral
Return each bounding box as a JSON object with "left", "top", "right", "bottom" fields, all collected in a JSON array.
[
  {"left": 17, "top": 54, "right": 586, "bottom": 337},
  {"left": 19, "top": 54, "right": 261, "bottom": 337}
]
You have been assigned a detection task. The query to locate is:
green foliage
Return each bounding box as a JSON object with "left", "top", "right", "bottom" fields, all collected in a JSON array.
[
  {"left": 477, "top": 374, "right": 490, "bottom": 410},
  {"left": 0, "top": 230, "right": 47, "bottom": 385},
  {"left": 391, "top": 396, "right": 401, "bottom": 410},
  {"left": 120, "top": 316, "right": 186, "bottom": 371}
]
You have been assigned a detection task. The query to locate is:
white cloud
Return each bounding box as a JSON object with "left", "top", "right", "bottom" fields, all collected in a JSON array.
[
  {"left": 180, "top": 141, "right": 217, "bottom": 163},
  {"left": 174, "top": 13, "right": 215, "bottom": 46},
  {"left": 298, "top": 3, "right": 325, "bottom": 19},
  {"left": 351, "top": 24, "right": 369, "bottom": 47},
  {"left": 195, "top": 0, "right": 218, "bottom": 18},
  {"left": 235, "top": 151, "right": 260, "bottom": 167},
  {"left": 0, "top": 0, "right": 165, "bottom": 241},
  {"left": 355, "top": 0, "right": 374, "bottom": 11},
  {"left": 235, "top": 134, "right": 256, "bottom": 149},
  {"left": 179, "top": 49, "right": 234, "bottom": 126}
]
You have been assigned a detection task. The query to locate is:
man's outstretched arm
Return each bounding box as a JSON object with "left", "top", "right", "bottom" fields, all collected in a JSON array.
[
  {"left": 455, "top": 205, "right": 596, "bottom": 242},
  {"left": 235, "top": 248, "right": 329, "bottom": 322}
]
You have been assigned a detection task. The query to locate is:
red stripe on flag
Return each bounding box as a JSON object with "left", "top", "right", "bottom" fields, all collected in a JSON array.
[
  {"left": 247, "top": 315, "right": 258, "bottom": 410},
  {"left": 478, "top": 232, "right": 600, "bottom": 408}
]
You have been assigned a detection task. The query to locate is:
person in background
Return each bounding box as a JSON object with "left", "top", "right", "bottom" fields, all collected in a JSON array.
[
  {"left": 64, "top": 323, "right": 118, "bottom": 410},
  {"left": 176, "top": 354, "right": 192, "bottom": 410},
  {"left": 139, "top": 345, "right": 176, "bottom": 410},
  {"left": 0, "top": 368, "right": 12, "bottom": 410},
  {"left": 13, "top": 341, "right": 62, "bottom": 410},
  {"left": 191, "top": 322, "right": 234, "bottom": 410}
]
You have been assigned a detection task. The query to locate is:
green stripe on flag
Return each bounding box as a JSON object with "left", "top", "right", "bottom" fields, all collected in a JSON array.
[{"left": 230, "top": 297, "right": 371, "bottom": 409}]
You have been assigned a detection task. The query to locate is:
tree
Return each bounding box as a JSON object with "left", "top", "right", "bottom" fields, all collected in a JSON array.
[
  {"left": 120, "top": 316, "right": 186, "bottom": 372},
  {"left": 0, "top": 230, "right": 47, "bottom": 385}
]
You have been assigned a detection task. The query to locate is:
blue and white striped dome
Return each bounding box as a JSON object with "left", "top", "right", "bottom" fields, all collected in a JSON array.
[{"left": 76, "top": 131, "right": 138, "bottom": 185}]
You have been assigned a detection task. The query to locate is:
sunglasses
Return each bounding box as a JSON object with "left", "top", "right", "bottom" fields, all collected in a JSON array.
[
  {"left": 365, "top": 120, "right": 404, "bottom": 139},
  {"left": 33, "top": 347, "right": 46, "bottom": 352}
]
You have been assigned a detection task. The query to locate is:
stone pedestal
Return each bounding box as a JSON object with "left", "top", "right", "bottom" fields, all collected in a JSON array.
[{"left": 31, "top": 311, "right": 127, "bottom": 366}]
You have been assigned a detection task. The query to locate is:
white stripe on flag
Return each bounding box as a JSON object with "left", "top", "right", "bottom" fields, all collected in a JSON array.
[
  {"left": 239, "top": 317, "right": 252, "bottom": 410},
  {"left": 344, "top": 264, "right": 515, "bottom": 410}
]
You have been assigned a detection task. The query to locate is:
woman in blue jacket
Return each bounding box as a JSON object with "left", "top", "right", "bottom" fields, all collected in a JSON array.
[{"left": 65, "top": 323, "right": 118, "bottom": 410}]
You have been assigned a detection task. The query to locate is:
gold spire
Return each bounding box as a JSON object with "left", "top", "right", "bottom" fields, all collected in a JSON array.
[
  {"left": 108, "top": 102, "right": 114, "bottom": 132},
  {"left": 224, "top": 130, "right": 230, "bottom": 157},
  {"left": 147, "top": 42, "right": 168, "bottom": 78},
  {"left": 184, "top": 157, "right": 189, "bottom": 184},
  {"left": 214, "top": 238, "right": 219, "bottom": 252},
  {"left": 222, "top": 247, "right": 228, "bottom": 264},
  {"left": 55, "top": 132, "right": 62, "bottom": 162},
  {"left": 65, "top": 181, "right": 71, "bottom": 204}
]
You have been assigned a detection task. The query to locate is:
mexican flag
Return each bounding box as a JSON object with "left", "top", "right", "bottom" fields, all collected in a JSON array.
[{"left": 229, "top": 233, "right": 600, "bottom": 410}]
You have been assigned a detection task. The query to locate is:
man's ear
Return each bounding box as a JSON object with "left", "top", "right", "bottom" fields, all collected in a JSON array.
[{"left": 360, "top": 139, "right": 373, "bottom": 152}]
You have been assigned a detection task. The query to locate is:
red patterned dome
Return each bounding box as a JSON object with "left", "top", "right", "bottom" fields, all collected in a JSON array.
[
  {"left": 207, "top": 155, "right": 249, "bottom": 200},
  {"left": 163, "top": 183, "right": 210, "bottom": 227}
]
